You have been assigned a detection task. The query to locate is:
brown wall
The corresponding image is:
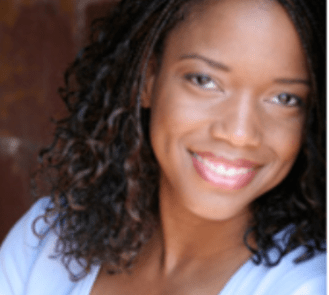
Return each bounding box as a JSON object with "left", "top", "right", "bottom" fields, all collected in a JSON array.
[{"left": 0, "top": 0, "right": 118, "bottom": 243}]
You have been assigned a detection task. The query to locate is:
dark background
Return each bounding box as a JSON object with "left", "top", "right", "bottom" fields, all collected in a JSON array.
[{"left": 0, "top": 0, "right": 119, "bottom": 243}]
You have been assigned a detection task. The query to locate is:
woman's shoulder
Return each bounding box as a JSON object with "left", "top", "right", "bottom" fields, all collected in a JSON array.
[
  {"left": 261, "top": 248, "right": 325, "bottom": 295},
  {"left": 256, "top": 246, "right": 326, "bottom": 295},
  {"left": 0, "top": 197, "right": 52, "bottom": 294},
  {"left": 0, "top": 197, "right": 100, "bottom": 295},
  {"left": 221, "top": 229, "right": 326, "bottom": 295}
]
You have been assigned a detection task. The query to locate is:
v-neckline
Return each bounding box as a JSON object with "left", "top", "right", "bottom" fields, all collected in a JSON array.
[{"left": 83, "top": 257, "right": 253, "bottom": 295}]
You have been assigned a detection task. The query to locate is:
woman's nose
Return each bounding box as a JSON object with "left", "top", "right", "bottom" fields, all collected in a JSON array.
[{"left": 210, "top": 93, "right": 262, "bottom": 148}]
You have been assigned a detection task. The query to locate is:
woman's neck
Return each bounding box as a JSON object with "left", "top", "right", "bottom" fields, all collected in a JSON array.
[{"left": 153, "top": 190, "right": 254, "bottom": 276}]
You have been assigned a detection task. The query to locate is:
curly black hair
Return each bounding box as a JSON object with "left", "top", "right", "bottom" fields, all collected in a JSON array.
[{"left": 32, "top": 0, "right": 326, "bottom": 281}]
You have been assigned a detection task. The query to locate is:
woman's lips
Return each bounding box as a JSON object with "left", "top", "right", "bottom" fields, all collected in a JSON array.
[
  {"left": 193, "top": 151, "right": 257, "bottom": 168},
  {"left": 191, "top": 151, "right": 258, "bottom": 190}
]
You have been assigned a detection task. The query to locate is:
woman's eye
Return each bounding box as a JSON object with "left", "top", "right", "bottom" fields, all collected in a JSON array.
[
  {"left": 184, "top": 73, "right": 217, "bottom": 90},
  {"left": 272, "top": 93, "right": 303, "bottom": 107}
]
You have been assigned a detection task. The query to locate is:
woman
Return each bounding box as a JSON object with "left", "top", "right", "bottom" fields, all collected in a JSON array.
[{"left": 0, "top": 0, "right": 325, "bottom": 294}]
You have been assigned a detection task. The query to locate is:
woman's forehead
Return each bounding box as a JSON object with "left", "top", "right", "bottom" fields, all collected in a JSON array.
[{"left": 159, "top": 0, "right": 307, "bottom": 79}]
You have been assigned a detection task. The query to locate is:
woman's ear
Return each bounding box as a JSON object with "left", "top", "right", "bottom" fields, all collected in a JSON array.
[{"left": 141, "top": 56, "right": 157, "bottom": 108}]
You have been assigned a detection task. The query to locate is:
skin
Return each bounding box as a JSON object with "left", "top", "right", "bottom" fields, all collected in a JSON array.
[{"left": 91, "top": 0, "right": 309, "bottom": 294}]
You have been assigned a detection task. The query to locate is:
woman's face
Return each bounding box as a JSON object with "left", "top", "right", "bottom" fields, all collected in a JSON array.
[{"left": 143, "top": 0, "right": 309, "bottom": 221}]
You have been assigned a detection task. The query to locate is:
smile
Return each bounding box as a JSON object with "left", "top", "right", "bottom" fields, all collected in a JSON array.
[
  {"left": 191, "top": 152, "right": 258, "bottom": 190},
  {"left": 193, "top": 153, "right": 253, "bottom": 177}
]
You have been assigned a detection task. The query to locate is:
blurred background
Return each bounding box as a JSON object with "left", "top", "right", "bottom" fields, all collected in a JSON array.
[{"left": 0, "top": 0, "right": 118, "bottom": 243}]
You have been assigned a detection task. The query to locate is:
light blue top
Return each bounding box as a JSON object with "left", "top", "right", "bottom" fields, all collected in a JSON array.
[{"left": 0, "top": 198, "right": 326, "bottom": 295}]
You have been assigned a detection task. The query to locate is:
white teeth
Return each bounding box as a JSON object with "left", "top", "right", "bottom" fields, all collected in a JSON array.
[{"left": 194, "top": 153, "right": 252, "bottom": 177}]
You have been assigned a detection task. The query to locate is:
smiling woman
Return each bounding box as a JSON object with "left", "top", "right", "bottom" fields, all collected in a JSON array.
[
  {"left": 0, "top": 0, "right": 325, "bottom": 294},
  {"left": 143, "top": 1, "right": 309, "bottom": 224}
]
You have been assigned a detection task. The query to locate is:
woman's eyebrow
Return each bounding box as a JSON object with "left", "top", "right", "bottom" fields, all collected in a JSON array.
[
  {"left": 179, "top": 54, "right": 231, "bottom": 72},
  {"left": 179, "top": 54, "right": 310, "bottom": 86},
  {"left": 274, "top": 78, "right": 311, "bottom": 86}
]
